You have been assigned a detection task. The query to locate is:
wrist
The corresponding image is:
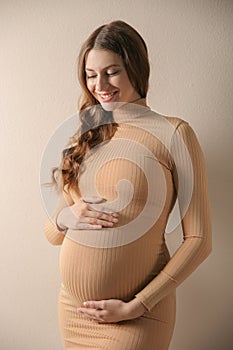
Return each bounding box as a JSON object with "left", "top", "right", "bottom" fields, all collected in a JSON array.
[{"left": 127, "top": 297, "right": 147, "bottom": 318}]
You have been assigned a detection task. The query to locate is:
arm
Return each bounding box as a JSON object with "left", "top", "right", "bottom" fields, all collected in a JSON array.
[
  {"left": 77, "top": 120, "right": 212, "bottom": 323},
  {"left": 134, "top": 120, "right": 212, "bottom": 311},
  {"left": 44, "top": 188, "right": 119, "bottom": 245},
  {"left": 44, "top": 187, "right": 75, "bottom": 245}
]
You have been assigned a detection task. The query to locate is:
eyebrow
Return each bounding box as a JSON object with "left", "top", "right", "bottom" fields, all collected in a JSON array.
[{"left": 85, "top": 64, "right": 121, "bottom": 71}]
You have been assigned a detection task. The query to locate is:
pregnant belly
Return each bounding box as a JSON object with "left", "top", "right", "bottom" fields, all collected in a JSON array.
[{"left": 59, "top": 233, "right": 169, "bottom": 304}]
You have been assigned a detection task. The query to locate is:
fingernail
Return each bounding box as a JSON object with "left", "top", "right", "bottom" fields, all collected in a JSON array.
[{"left": 83, "top": 301, "right": 89, "bottom": 307}]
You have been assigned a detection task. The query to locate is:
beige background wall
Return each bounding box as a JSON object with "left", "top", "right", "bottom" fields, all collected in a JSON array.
[{"left": 1, "top": 1, "right": 233, "bottom": 349}]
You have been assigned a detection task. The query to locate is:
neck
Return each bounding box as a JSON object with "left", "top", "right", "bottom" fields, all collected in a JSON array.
[{"left": 128, "top": 96, "right": 147, "bottom": 107}]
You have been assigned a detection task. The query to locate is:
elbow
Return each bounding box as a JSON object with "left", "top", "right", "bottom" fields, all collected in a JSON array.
[
  {"left": 205, "top": 236, "right": 212, "bottom": 259},
  {"left": 46, "top": 235, "right": 64, "bottom": 246},
  {"left": 44, "top": 220, "right": 65, "bottom": 246},
  {"left": 198, "top": 232, "right": 212, "bottom": 265},
  {"left": 204, "top": 226, "right": 212, "bottom": 258}
]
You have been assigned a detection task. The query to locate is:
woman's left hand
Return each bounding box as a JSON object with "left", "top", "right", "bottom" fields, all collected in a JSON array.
[{"left": 77, "top": 298, "right": 147, "bottom": 324}]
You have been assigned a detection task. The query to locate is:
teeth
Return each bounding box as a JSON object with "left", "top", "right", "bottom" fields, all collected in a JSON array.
[{"left": 100, "top": 93, "right": 115, "bottom": 99}]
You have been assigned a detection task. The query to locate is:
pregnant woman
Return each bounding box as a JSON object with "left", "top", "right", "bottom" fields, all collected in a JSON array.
[{"left": 44, "top": 20, "right": 212, "bottom": 349}]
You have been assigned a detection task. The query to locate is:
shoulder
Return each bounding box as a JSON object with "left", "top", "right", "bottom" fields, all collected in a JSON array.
[
  {"left": 158, "top": 114, "right": 196, "bottom": 139},
  {"left": 161, "top": 115, "right": 189, "bottom": 130},
  {"left": 151, "top": 113, "right": 201, "bottom": 153},
  {"left": 148, "top": 108, "right": 188, "bottom": 128},
  {"left": 149, "top": 110, "right": 193, "bottom": 138}
]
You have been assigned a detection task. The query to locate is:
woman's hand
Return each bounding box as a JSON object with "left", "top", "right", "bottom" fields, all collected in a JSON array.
[
  {"left": 56, "top": 196, "right": 118, "bottom": 230},
  {"left": 77, "top": 298, "right": 148, "bottom": 324}
]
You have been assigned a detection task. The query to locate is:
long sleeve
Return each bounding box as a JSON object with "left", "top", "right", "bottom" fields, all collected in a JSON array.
[
  {"left": 135, "top": 120, "right": 212, "bottom": 311},
  {"left": 44, "top": 189, "right": 74, "bottom": 245}
]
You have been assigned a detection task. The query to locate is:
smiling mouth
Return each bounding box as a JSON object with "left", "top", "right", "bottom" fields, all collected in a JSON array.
[{"left": 97, "top": 91, "right": 118, "bottom": 100}]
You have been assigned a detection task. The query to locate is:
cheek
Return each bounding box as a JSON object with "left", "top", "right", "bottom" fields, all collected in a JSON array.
[
  {"left": 86, "top": 80, "right": 95, "bottom": 92},
  {"left": 114, "top": 75, "right": 132, "bottom": 92}
]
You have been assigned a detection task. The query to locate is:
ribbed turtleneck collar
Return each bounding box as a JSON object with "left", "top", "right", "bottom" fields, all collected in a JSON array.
[{"left": 109, "top": 98, "right": 151, "bottom": 123}]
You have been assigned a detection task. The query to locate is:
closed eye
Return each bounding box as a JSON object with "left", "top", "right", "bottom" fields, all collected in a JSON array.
[
  {"left": 106, "top": 71, "right": 119, "bottom": 77},
  {"left": 87, "top": 75, "right": 97, "bottom": 79},
  {"left": 86, "top": 71, "right": 120, "bottom": 79}
]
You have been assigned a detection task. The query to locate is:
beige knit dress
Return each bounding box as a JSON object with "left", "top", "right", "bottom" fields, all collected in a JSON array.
[{"left": 44, "top": 100, "right": 212, "bottom": 349}]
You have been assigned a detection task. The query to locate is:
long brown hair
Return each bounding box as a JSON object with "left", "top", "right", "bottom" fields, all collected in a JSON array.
[{"left": 48, "top": 20, "right": 150, "bottom": 194}]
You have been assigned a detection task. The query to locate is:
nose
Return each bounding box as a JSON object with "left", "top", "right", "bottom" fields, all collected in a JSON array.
[{"left": 95, "top": 74, "right": 108, "bottom": 92}]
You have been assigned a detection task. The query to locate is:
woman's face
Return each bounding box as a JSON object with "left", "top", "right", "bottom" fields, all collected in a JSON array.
[{"left": 85, "top": 49, "right": 140, "bottom": 106}]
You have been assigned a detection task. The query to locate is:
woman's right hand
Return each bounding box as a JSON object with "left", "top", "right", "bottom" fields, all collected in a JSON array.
[{"left": 56, "top": 196, "right": 119, "bottom": 230}]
